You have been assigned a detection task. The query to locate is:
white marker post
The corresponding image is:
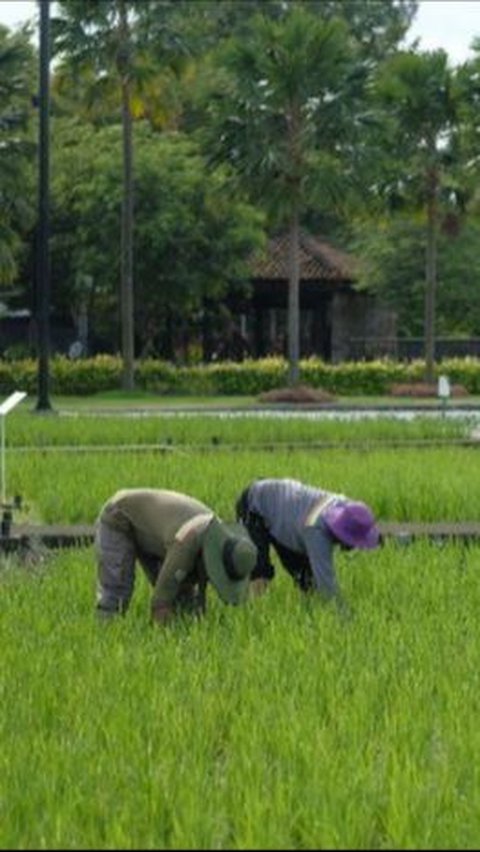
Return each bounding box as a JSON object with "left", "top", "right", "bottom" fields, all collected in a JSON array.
[
  {"left": 437, "top": 375, "right": 451, "bottom": 418},
  {"left": 0, "top": 391, "right": 27, "bottom": 506}
]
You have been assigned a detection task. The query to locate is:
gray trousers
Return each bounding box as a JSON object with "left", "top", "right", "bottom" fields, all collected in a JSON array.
[
  {"left": 95, "top": 520, "right": 206, "bottom": 617},
  {"left": 95, "top": 521, "right": 159, "bottom": 615}
]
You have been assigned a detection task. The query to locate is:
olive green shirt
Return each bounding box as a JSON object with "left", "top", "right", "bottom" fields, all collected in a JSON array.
[{"left": 99, "top": 488, "right": 214, "bottom": 607}]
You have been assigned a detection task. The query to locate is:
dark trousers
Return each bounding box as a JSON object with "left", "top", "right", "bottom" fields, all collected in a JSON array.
[{"left": 236, "top": 487, "right": 314, "bottom": 592}]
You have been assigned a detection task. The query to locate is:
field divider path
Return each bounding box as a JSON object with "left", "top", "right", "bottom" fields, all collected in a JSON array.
[
  {"left": 6, "top": 438, "right": 480, "bottom": 453},
  {"left": 3, "top": 521, "right": 480, "bottom": 553}
]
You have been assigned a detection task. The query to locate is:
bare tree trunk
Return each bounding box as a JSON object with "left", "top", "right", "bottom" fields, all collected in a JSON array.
[
  {"left": 424, "top": 166, "right": 438, "bottom": 384},
  {"left": 286, "top": 95, "right": 301, "bottom": 388},
  {"left": 287, "top": 205, "right": 300, "bottom": 386},
  {"left": 36, "top": 0, "right": 52, "bottom": 411},
  {"left": 117, "top": 0, "right": 135, "bottom": 391}
]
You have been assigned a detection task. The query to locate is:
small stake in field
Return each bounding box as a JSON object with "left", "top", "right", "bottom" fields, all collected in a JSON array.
[
  {"left": 437, "top": 374, "right": 450, "bottom": 418},
  {"left": 0, "top": 391, "right": 27, "bottom": 536}
]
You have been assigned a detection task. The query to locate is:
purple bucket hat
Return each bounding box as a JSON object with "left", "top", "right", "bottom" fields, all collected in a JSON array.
[{"left": 323, "top": 501, "right": 380, "bottom": 549}]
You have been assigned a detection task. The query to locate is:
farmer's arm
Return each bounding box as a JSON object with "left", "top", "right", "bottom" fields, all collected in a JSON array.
[
  {"left": 303, "top": 527, "right": 353, "bottom": 620},
  {"left": 303, "top": 527, "right": 338, "bottom": 598},
  {"left": 151, "top": 516, "right": 211, "bottom": 624}
]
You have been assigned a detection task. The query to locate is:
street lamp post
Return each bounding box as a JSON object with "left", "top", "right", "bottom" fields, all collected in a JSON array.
[{"left": 36, "top": 0, "right": 53, "bottom": 412}]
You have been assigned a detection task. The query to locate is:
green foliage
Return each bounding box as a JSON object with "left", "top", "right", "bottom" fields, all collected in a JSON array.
[
  {"left": 3, "top": 354, "right": 480, "bottom": 396},
  {"left": 201, "top": 6, "right": 356, "bottom": 221},
  {"left": 5, "top": 409, "right": 468, "bottom": 453},
  {"left": 0, "top": 25, "right": 36, "bottom": 284},
  {"left": 3, "top": 417, "right": 480, "bottom": 524},
  {"left": 51, "top": 353, "right": 123, "bottom": 394},
  {"left": 49, "top": 118, "right": 264, "bottom": 349},
  {"left": 3, "top": 538, "right": 480, "bottom": 849},
  {"left": 5, "top": 0, "right": 480, "bottom": 377},
  {"left": 3, "top": 398, "right": 480, "bottom": 849},
  {"left": 351, "top": 216, "right": 480, "bottom": 336}
]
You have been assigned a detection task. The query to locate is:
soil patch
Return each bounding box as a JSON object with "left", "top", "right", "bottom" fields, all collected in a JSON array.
[
  {"left": 389, "top": 382, "right": 469, "bottom": 398},
  {"left": 258, "top": 384, "right": 335, "bottom": 404}
]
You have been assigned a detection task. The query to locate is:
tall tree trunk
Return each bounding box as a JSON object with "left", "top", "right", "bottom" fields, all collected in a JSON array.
[
  {"left": 424, "top": 165, "right": 438, "bottom": 384},
  {"left": 287, "top": 204, "right": 300, "bottom": 386},
  {"left": 36, "top": 0, "right": 52, "bottom": 412},
  {"left": 286, "top": 94, "right": 302, "bottom": 388},
  {"left": 117, "top": 0, "right": 135, "bottom": 391}
]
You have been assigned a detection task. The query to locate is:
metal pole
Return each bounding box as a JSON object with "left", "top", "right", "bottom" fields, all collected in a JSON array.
[{"left": 36, "top": 0, "right": 53, "bottom": 412}]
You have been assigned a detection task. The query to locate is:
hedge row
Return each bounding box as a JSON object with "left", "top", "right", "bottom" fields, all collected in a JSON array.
[{"left": 1, "top": 354, "right": 480, "bottom": 396}]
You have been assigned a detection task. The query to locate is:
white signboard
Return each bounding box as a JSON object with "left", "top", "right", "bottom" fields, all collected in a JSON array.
[
  {"left": 0, "top": 391, "right": 27, "bottom": 506},
  {"left": 0, "top": 391, "right": 27, "bottom": 416}
]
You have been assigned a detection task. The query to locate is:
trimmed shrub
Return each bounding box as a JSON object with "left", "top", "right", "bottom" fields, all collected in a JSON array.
[{"left": 1, "top": 354, "right": 480, "bottom": 396}]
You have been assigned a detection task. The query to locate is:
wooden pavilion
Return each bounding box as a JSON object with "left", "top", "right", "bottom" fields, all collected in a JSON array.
[{"left": 230, "top": 230, "right": 396, "bottom": 362}]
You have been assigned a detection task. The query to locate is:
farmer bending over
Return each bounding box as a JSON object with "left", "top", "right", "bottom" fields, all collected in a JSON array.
[
  {"left": 95, "top": 488, "right": 257, "bottom": 624},
  {"left": 236, "top": 478, "right": 380, "bottom": 614}
]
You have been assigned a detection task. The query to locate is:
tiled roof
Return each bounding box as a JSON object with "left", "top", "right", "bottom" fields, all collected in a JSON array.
[{"left": 251, "top": 231, "right": 357, "bottom": 282}]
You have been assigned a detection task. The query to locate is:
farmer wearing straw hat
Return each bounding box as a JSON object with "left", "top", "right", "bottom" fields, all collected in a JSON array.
[
  {"left": 236, "top": 478, "right": 380, "bottom": 611},
  {"left": 95, "top": 488, "right": 257, "bottom": 624}
]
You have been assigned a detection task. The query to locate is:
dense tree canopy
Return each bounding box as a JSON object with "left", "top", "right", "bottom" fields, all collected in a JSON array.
[
  {"left": 3, "top": 0, "right": 480, "bottom": 371},
  {"left": 48, "top": 118, "right": 264, "bottom": 357},
  {"left": 358, "top": 49, "right": 473, "bottom": 377},
  {"left": 0, "top": 24, "right": 36, "bottom": 286}
]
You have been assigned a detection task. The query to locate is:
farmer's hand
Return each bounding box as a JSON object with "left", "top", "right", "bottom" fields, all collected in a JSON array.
[
  {"left": 151, "top": 601, "right": 175, "bottom": 626},
  {"left": 249, "top": 578, "right": 270, "bottom": 599},
  {"left": 336, "top": 596, "right": 354, "bottom": 623}
]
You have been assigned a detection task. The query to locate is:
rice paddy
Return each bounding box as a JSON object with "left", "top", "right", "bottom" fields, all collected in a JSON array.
[{"left": 1, "top": 409, "right": 480, "bottom": 849}]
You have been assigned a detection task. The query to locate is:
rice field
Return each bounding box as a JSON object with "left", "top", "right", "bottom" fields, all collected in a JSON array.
[
  {"left": 2, "top": 410, "right": 480, "bottom": 849},
  {"left": 5, "top": 408, "right": 476, "bottom": 449}
]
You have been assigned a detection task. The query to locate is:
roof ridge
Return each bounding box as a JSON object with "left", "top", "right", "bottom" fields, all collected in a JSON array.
[{"left": 251, "top": 229, "right": 356, "bottom": 282}]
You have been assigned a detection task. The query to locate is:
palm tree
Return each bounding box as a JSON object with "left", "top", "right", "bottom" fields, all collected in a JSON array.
[
  {"left": 374, "top": 50, "right": 461, "bottom": 383},
  {"left": 202, "top": 7, "right": 355, "bottom": 384},
  {"left": 53, "top": 0, "right": 141, "bottom": 389}
]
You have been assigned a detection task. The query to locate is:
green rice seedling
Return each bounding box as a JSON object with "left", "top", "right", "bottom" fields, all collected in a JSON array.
[
  {"left": 2, "top": 540, "right": 480, "bottom": 849},
  {"left": 5, "top": 444, "right": 480, "bottom": 525},
  {"left": 6, "top": 409, "right": 475, "bottom": 449}
]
